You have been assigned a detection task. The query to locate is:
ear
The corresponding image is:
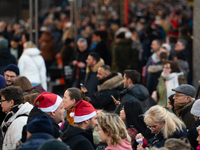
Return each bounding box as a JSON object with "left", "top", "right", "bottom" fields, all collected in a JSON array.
[
  {"left": 10, "top": 99, "right": 15, "bottom": 107},
  {"left": 128, "top": 78, "right": 132, "bottom": 85},
  {"left": 106, "top": 129, "right": 110, "bottom": 136},
  {"left": 84, "top": 119, "right": 89, "bottom": 125},
  {"left": 72, "top": 98, "right": 76, "bottom": 105},
  {"left": 49, "top": 112, "right": 56, "bottom": 117},
  {"left": 186, "top": 96, "right": 191, "bottom": 103}
]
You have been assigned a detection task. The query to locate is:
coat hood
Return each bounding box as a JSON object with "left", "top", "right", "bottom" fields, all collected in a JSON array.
[
  {"left": 86, "top": 58, "right": 104, "bottom": 73},
  {"left": 97, "top": 73, "right": 123, "bottom": 91},
  {"left": 61, "top": 125, "right": 93, "bottom": 142},
  {"left": 23, "top": 48, "right": 41, "bottom": 56},
  {"left": 121, "top": 84, "right": 149, "bottom": 101}
]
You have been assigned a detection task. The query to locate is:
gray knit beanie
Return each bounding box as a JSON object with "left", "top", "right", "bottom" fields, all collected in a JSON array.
[{"left": 191, "top": 99, "right": 200, "bottom": 117}]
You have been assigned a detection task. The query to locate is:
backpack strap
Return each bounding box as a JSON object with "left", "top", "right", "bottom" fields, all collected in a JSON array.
[{"left": 16, "top": 114, "right": 29, "bottom": 119}]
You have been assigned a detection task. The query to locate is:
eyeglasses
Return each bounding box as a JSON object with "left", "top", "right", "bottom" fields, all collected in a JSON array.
[
  {"left": 174, "top": 94, "right": 186, "bottom": 98},
  {"left": 163, "top": 67, "right": 171, "bottom": 70},
  {"left": 0, "top": 99, "right": 10, "bottom": 103},
  {"left": 147, "top": 125, "right": 157, "bottom": 130},
  {"left": 4, "top": 74, "right": 16, "bottom": 79}
]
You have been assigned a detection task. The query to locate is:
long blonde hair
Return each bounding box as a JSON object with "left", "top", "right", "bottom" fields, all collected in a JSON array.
[
  {"left": 144, "top": 105, "right": 185, "bottom": 138},
  {"left": 97, "top": 113, "right": 131, "bottom": 146}
]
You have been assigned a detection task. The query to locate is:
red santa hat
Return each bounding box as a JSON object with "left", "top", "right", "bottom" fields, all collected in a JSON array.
[
  {"left": 34, "top": 92, "right": 63, "bottom": 112},
  {"left": 70, "top": 100, "right": 97, "bottom": 123}
]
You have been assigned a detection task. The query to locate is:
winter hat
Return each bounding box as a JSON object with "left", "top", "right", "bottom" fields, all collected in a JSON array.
[
  {"left": 162, "top": 43, "right": 171, "bottom": 52},
  {"left": 38, "top": 139, "right": 70, "bottom": 150},
  {"left": 27, "top": 114, "right": 54, "bottom": 136},
  {"left": 191, "top": 99, "right": 200, "bottom": 117},
  {"left": 172, "top": 84, "right": 196, "bottom": 98},
  {"left": 116, "top": 32, "right": 125, "bottom": 39},
  {"left": 0, "top": 75, "right": 6, "bottom": 90},
  {"left": 70, "top": 100, "right": 97, "bottom": 123},
  {"left": 0, "top": 38, "right": 8, "bottom": 49},
  {"left": 34, "top": 92, "right": 62, "bottom": 112},
  {"left": 4, "top": 64, "right": 20, "bottom": 75}
]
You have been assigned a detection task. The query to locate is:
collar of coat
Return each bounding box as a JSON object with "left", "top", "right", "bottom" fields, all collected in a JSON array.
[
  {"left": 86, "top": 58, "right": 104, "bottom": 73},
  {"left": 97, "top": 73, "right": 123, "bottom": 91}
]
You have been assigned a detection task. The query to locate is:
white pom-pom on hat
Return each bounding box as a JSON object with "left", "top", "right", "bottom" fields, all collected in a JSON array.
[{"left": 70, "top": 112, "right": 75, "bottom": 117}]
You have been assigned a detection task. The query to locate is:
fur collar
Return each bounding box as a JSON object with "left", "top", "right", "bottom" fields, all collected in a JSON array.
[
  {"left": 97, "top": 73, "right": 123, "bottom": 91},
  {"left": 86, "top": 58, "right": 104, "bottom": 73}
]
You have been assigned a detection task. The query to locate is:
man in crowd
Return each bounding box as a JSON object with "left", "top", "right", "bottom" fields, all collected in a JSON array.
[
  {"left": 82, "top": 52, "right": 104, "bottom": 108},
  {"left": 62, "top": 100, "right": 98, "bottom": 150},
  {"left": 174, "top": 39, "right": 192, "bottom": 84},
  {"left": 93, "top": 31, "right": 111, "bottom": 66},
  {"left": 0, "top": 86, "right": 33, "bottom": 149},
  {"left": 27, "top": 92, "right": 65, "bottom": 139},
  {"left": 115, "top": 69, "right": 150, "bottom": 114},
  {"left": 96, "top": 65, "right": 123, "bottom": 111},
  {"left": 4, "top": 64, "right": 19, "bottom": 86},
  {"left": 71, "top": 38, "right": 89, "bottom": 88},
  {"left": 172, "top": 84, "right": 196, "bottom": 129},
  {"left": 113, "top": 32, "right": 134, "bottom": 74}
]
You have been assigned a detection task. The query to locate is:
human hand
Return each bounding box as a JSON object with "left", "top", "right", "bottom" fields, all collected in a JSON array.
[
  {"left": 151, "top": 91, "right": 157, "bottom": 102},
  {"left": 81, "top": 86, "right": 88, "bottom": 93},
  {"left": 72, "top": 60, "right": 78, "bottom": 66},
  {"left": 137, "top": 144, "right": 145, "bottom": 150},
  {"left": 77, "top": 62, "right": 86, "bottom": 68},
  {"left": 135, "top": 133, "right": 144, "bottom": 140}
]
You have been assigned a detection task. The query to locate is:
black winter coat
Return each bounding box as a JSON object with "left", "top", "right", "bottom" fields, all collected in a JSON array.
[
  {"left": 187, "top": 119, "right": 200, "bottom": 150},
  {"left": 62, "top": 125, "right": 94, "bottom": 150},
  {"left": 96, "top": 73, "right": 123, "bottom": 111},
  {"left": 148, "top": 126, "right": 188, "bottom": 148},
  {"left": 95, "top": 41, "right": 111, "bottom": 66},
  {"left": 0, "top": 48, "right": 17, "bottom": 75},
  {"left": 84, "top": 59, "right": 104, "bottom": 108},
  {"left": 71, "top": 48, "right": 89, "bottom": 88},
  {"left": 115, "top": 84, "right": 150, "bottom": 114}
]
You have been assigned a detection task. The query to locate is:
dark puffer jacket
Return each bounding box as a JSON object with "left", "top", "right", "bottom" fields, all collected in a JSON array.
[
  {"left": 62, "top": 125, "right": 94, "bottom": 150},
  {"left": 115, "top": 84, "right": 150, "bottom": 114}
]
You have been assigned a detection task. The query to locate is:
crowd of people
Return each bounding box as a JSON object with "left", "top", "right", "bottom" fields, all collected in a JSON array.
[{"left": 0, "top": 0, "right": 199, "bottom": 150}]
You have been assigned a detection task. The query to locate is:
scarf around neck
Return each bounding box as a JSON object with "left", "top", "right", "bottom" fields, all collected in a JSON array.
[
  {"left": 1, "top": 104, "right": 23, "bottom": 136},
  {"left": 174, "top": 100, "right": 194, "bottom": 116},
  {"left": 161, "top": 72, "right": 183, "bottom": 105},
  {"left": 151, "top": 52, "right": 160, "bottom": 64}
]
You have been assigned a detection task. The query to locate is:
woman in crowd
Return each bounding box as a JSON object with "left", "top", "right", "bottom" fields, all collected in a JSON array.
[
  {"left": 18, "top": 41, "right": 47, "bottom": 90},
  {"left": 120, "top": 100, "right": 147, "bottom": 149},
  {"left": 62, "top": 87, "right": 90, "bottom": 131},
  {"left": 14, "top": 76, "right": 33, "bottom": 93},
  {"left": 155, "top": 60, "right": 186, "bottom": 107},
  {"left": 166, "top": 94, "right": 175, "bottom": 113},
  {"left": 97, "top": 113, "right": 132, "bottom": 150},
  {"left": 136, "top": 105, "right": 187, "bottom": 149}
]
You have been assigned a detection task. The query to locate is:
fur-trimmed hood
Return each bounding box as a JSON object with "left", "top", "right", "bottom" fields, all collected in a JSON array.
[
  {"left": 86, "top": 58, "right": 104, "bottom": 73},
  {"left": 97, "top": 73, "right": 123, "bottom": 91}
]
